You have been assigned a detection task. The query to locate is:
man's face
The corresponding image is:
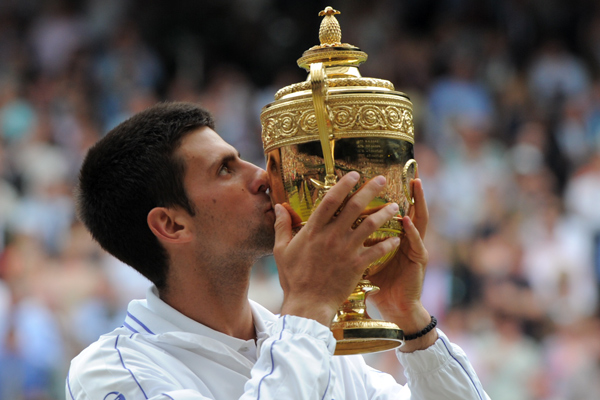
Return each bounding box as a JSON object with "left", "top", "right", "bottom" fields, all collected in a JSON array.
[{"left": 176, "top": 127, "right": 276, "bottom": 265}]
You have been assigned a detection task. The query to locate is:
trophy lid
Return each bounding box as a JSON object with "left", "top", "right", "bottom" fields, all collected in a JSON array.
[
  {"left": 296, "top": 6, "right": 368, "bottom": 70},
  {"left": 262, "top": 6, "right": 414, "bottom": 154},
  {"left": 274, "top": 6, "right": 395, "bottom": 101}
]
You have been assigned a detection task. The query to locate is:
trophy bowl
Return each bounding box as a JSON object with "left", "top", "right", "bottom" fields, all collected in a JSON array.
[{"left": 261, "top": 6, "right": 418, "bottom": 355}]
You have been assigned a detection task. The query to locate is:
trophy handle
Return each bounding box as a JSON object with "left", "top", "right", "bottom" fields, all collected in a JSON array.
[
  {"left": 402, "top": 159, "right": 418, "bottom": 205},
  {"left": 310, "top": 62, "right": 337, "bottom": 189}
]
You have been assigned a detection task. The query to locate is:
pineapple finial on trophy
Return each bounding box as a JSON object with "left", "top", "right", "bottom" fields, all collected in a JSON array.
[
  {"left": 318, "top": 6, "right": 342, "bottom": 46},
  {"left": 297, "top": 6, "right": 367, "bottom": 70}
]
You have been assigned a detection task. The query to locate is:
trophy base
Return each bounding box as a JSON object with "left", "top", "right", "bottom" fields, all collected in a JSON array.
[
  {"left": 330, "top": 280, "right": 405, "bottom": 355},
  {"left": 332, "top": 320, "right": 404, "bottom": 355}
]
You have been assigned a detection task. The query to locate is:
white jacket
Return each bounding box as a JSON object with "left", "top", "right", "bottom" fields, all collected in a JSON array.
[{"left": 66, "top": 287, "right": 488, "bottom": 400}]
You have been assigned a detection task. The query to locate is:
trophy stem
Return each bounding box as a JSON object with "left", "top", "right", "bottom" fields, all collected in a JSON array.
[
  {"left": 331, "top": 279, "right": 404, "bottom": 356},
  {"left": 335, "top": 279, "right": 378, "bottom": 322}
]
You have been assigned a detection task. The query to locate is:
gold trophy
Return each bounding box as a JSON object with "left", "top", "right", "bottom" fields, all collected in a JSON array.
[{"left": 261, "top": 6, "right": 417, "bottom": 355}]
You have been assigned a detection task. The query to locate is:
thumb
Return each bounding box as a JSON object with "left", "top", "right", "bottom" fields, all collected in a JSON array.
[{"left": 273, "top": 203, "right": 293, "bottom": 248}]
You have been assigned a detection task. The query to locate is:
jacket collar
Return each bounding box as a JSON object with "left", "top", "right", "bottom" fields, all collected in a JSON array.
[{"left": 123, "top": 286, "right": 278, "bottom": 353}]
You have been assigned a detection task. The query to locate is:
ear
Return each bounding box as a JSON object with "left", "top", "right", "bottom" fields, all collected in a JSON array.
[{"left": 147, "top": 207, "right": 193, "bottom": 244}]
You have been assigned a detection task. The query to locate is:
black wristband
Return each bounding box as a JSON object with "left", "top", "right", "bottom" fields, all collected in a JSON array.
[{"left": 403, "top": 316, "right": 437, "bottom": 341}]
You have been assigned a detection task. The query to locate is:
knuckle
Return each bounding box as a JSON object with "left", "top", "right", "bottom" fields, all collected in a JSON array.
[
  {"left": 351, "top": 258, "right": 369, "bottom": 274},
  {"left": 323, "top": 232, "right": 339, "bottom": 249},
  {"left": 360, "top": 216, "right": 379, "bottom": 231},
  {"left": 328, "top": 179, "right": 352, "bottom": 196},
  {"left": 302, "top": 225, "right": 317, "bottom": 239},
  {"left": 345, "top": 198, "right": 365, "bottom": 214},
  {"left": 372, "top": 240, "right": 393, "bottom": 259},
  {"left": 320, "top": 195, "right": 340, "bottom": 212},
  {"left": 377, "top": 241, "right": 392, "bottom": 256},
  {"left": 421, "top": 249, "right": 430, "bottom": 264}
]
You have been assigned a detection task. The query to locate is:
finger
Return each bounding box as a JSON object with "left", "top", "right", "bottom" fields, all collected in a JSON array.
[
  {"left": 357, "top": 236, "right": 401, "bottom": 273},
  {"left": 309, "top": 171, "right": 360, "bottom": 228},
  {"left": 359, "top": 202, "right": 390, "bottom": 216},
  {"left": 402, "top": 215, "right": 427, "bottom": 262},
  {"left": 281, "top": 202, "right": 303, "bottom": 229},
  {"left": 335, "top": 175, "right": 387, "bottom": 228},
  {"left": 273, "top": 203, "right": 293, "bottom": 254},
  {"left": 352, "top": 202, "right": 399, "bottom": 245},
  {"left": 410, "top": 179, "right": 428, "bottom": 240}
]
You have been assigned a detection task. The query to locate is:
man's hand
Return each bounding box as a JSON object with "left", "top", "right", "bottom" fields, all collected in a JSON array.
[
  {"left": 368, "top": 178, "right": 438, "bottom": 352},
  {"left": 273, "top": 172, "right": 400, "bottom": 327}
]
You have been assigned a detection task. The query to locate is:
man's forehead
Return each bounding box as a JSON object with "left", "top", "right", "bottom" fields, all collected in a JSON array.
[{"left": 177, "top": 126, "right": 236, "bottom": 164}]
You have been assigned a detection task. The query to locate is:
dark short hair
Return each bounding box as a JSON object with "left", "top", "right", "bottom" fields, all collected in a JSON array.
[{"left": 76, "top": 102, "right": 215, "bottom": 290}]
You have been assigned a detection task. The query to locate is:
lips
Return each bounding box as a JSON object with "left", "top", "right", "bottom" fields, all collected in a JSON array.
[{"left": 264, "top": 203, "right": 274, "bottom": 214}]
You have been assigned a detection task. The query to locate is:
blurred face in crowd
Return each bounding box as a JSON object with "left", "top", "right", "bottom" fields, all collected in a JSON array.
[{"left": 175, "top": 127, "right": 276, "bottom": 270}]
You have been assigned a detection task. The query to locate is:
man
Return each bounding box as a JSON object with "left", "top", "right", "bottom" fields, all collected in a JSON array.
[{"left": 67, "top": 102, "right": 488, "bottom": 399}]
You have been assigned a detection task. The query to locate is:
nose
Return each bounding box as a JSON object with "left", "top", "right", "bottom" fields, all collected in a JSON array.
[{"left": 246, "top": 161, "right": 269, "bottom": 194}]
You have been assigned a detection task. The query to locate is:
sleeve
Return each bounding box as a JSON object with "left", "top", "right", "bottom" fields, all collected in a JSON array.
[
  {"left": 240, "top": 314, "right": 337, "bottom": 400},
  {"left": 66, "top": 316, "right": 337, "bottom": 400},
  {"left": 395, "top": 329, "right": 490, "bottom": 400}
]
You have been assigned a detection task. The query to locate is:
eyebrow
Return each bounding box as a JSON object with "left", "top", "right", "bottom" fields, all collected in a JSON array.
[{"left": 209, "top": 151, "right": 242, "bottom": 172}]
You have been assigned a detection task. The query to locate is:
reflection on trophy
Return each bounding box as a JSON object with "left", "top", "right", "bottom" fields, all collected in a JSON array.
[{"left": 260, "top": 6, "right": 418, "bottom": 355}]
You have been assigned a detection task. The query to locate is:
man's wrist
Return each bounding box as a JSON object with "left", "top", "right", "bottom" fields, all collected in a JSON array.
[
  {"left": 280, "top": 297, "right": 337, "bottom": 328},
  {"left": 383, "top": 304, "right": 438, "bottom": 352},
  {"left": 403, "top": 315, "right": 437, "bottom": 340}
]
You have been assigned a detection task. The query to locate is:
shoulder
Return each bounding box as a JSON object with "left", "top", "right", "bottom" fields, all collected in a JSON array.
[
  {"left": 67, "top": 328, "right": 172, "bottom": 400},
  {"left": 70, "top": 327, "right": 129, "bottom": 367}
]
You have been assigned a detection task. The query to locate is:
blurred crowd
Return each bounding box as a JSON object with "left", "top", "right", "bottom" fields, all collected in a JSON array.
[{"left": 1, "top": 0, "right": 600, "bottom": 399}]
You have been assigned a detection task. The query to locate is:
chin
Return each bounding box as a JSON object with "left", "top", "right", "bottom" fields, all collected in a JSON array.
[{"left": 236, "top": 222, "right": 275, "bottom": 257}]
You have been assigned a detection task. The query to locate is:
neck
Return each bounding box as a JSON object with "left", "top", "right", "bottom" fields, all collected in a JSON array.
[{"left": 161, "top": 259, "right": 256, "bottom": 341}]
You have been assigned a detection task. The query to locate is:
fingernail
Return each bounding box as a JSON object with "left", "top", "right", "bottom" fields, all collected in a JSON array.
[
  {"left": 391, "top": 237, "right": 400, "bottom": 246},
  {"left": 388, "top": 203, "right": 399, "bottom": 213},
  {"left": 347, "top": 171, "right": 360, "bottom": 182},
  {"left": 274, "top": 204, "right": 282, "bottom": 217},
  {"left": 374, "top": 176, "right": 386, "bottom": 186}
]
